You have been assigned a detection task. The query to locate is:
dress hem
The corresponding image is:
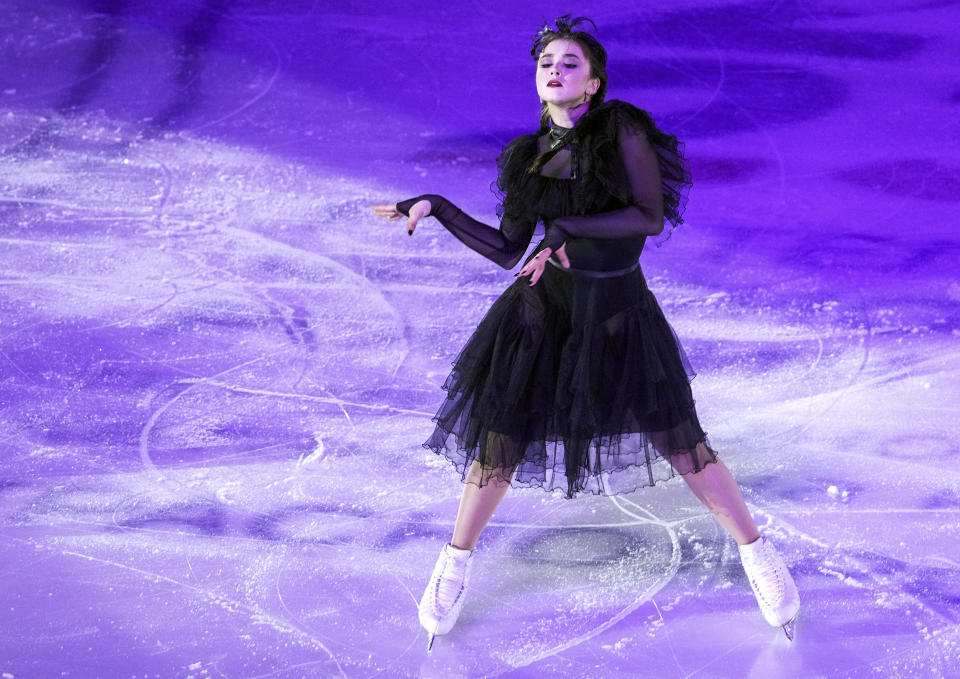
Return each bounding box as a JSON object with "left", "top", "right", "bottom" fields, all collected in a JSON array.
[{"left": 420, "top": 434, "right": 720, "bottom": 501}]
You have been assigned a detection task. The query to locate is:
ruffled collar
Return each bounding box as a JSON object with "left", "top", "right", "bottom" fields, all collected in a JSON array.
[{"left": 495, "top": 99, "right": 691, "bottom": 238}]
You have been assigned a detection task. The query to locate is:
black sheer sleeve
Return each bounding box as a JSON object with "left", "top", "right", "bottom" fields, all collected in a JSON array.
[
  {"left": 542, "top": 119, "right": 666, "bottom": 252},
  {"left": 396, "top": 194, "right": 535, "bottom": 270}
]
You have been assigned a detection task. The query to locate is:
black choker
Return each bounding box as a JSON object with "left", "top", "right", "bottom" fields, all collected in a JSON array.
[{"left": 548, "top": 124, "right": 573, "bottom": 149}]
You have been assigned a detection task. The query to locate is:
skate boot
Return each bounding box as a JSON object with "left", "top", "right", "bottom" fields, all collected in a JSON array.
[
  {"left": 738, "top": 535, "right": 800, "bottom": 641},
  {"left": 419, "top": 542, "right": 475, "bottom": 651}
]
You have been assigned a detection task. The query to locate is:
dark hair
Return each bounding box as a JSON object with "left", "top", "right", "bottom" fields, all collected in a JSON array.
[{"left": 531, "top": 14, "right": 609, "bottom": 133}]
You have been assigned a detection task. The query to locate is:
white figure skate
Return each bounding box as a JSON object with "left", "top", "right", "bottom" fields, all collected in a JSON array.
[
  {"left": 419, "top": 542, "right": 475, "bottom": 651},
  {"left": 738, "top": 535, "right": 801, "bottom": 641}
]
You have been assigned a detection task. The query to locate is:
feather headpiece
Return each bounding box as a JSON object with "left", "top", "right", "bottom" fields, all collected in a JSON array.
[{"left": 530, "top": 14, "right": 606, "bottom": 67}]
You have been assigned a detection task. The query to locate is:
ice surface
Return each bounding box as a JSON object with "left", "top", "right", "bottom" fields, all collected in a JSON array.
[{"left": 0, "top": 1, "right": 958, "bottom": 677}]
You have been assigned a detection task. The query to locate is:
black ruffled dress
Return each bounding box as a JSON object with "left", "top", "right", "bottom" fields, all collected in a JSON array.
[{"left": 397, "top": 99, "right": 718, "bottom": 500}]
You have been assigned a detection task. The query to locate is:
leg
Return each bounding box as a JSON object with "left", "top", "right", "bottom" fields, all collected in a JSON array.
[
  {"left": 450, "top": 432, "right": 519, "bottom": 551},
  {"left": 679, "top": 446, "right": 761, "bottom": 546},
  {"left": 450, "top": 460, "right": 514, "bottom": 550},
  {"left": 679, "top": 445, "right": 800, "bottom": 638},
  {"left": 421, "top": 435, "right": 518, "bottom": 650}
]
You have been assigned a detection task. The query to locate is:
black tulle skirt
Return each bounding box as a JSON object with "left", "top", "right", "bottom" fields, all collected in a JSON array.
[{"left": 422, "top": 257, "right": 719, "bottom": 499}]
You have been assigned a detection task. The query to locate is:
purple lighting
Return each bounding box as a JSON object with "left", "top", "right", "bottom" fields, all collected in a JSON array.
[{"left": 0, "top": 1, "right": 958, "bottom": 677}]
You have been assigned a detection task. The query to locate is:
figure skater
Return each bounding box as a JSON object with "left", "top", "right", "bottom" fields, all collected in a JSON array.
[{"left": 372, "top": 14, "right": 800, "bottom": 651}]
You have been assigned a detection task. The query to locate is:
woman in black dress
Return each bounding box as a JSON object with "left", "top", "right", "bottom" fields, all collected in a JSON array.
[{"left": 372, "top": 15, "right": 800, "bottom": 650}]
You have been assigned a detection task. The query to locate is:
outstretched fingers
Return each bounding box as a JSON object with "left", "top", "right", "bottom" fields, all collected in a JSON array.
[{"left": 371, "top": 203, "right": 403, "bottom": 221}]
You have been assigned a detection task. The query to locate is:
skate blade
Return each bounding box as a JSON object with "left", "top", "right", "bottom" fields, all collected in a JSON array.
[
  {"left": 426, "top": 632, "right": 435, "bottom": 652},
  {"left": 781, "top": 614, "right": 798, "bottom": 642}
]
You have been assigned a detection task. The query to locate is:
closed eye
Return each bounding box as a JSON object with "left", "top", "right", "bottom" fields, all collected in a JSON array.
[{"left": 540, "top": 63, "right": 578, "bottom": 69}]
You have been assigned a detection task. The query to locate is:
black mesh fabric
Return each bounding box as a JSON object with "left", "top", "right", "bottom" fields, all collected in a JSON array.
[{"left": 396, "top": 100, "right": 717, "bottom": 499}]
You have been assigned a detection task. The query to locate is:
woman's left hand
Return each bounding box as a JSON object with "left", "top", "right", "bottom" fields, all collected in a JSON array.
[{"left": 516, "top": 242, "right": 569, "bottom": 286}]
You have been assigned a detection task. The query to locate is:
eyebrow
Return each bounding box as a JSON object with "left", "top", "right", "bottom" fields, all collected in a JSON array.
[{"left": 539, "top": 53, "right": 582, "bottom": 60}]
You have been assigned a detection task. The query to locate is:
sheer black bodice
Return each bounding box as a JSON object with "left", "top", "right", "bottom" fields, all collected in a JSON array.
[{"left": 396, "top": 99, "right": 692, "bottom": 272}]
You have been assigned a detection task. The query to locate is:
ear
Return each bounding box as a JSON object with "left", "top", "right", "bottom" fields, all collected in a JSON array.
[{"left": 588, "top": 77, "right": 600, "bottom": 95}]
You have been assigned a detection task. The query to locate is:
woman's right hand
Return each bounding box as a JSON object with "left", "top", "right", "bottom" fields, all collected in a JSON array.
[{"left": 371, "top": 199, "right": 432, "bottom": 235}]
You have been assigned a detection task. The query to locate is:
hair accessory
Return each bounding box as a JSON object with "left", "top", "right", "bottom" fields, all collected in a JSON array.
[{"left": 531, "top": 14, "right": 605, "bottom": 65}]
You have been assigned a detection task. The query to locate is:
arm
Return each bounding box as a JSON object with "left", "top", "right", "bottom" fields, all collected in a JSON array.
[
  {"left": 542, "top": 122, "right": 666, "bottom": 251},
  {"left": 397, "top": 194, "right": 534, "bottom": 270}
]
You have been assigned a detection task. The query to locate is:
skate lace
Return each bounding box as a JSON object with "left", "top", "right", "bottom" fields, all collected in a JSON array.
[
  {"left": 433, "top": 553, "right": 468, "bottom": 613},
  {"left": 750, "top": 550, "right": 785, "bottom": 604}
]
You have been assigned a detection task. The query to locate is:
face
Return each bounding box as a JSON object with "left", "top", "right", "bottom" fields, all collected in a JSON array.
[{"left": 535, "top": 38, "right": 600, "bottom": 108}]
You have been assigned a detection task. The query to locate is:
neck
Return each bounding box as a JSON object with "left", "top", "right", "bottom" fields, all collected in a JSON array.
[{"left": 547, "top": 99, "right": 591, "bottom": 128}]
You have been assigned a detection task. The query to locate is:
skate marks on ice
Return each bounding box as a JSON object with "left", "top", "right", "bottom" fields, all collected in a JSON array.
[
  {"left": 479, "top": 500, "right": 685, "bottom": 669},
  {"left": 0, "top": 0, "right": 285, "bottom": 150},
  {"left": 0, "top": 109, "right": 433, "bottom": 676}
]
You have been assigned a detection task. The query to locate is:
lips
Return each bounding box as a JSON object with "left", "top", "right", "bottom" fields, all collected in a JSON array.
[{"left": 547, "top": 79, "right": 562, "bottom": 87}]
